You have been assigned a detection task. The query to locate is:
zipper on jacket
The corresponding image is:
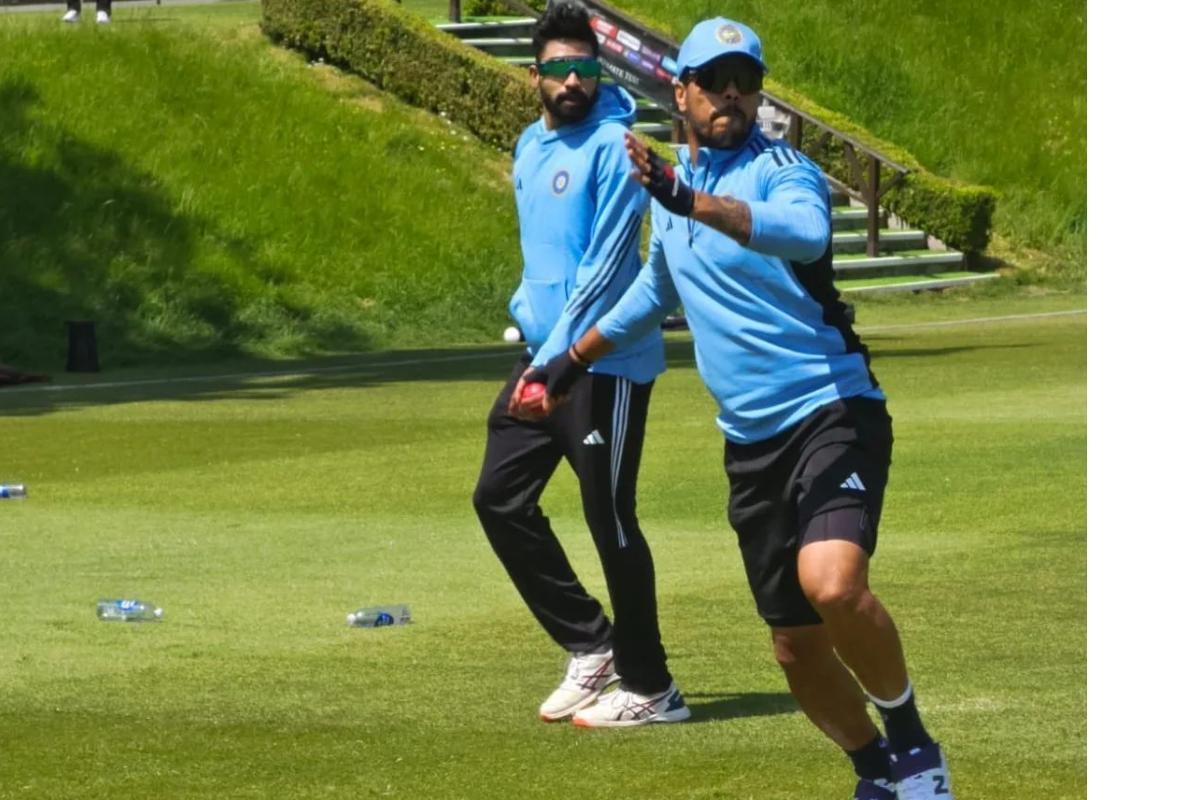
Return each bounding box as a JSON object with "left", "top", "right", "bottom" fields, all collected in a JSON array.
[{"left": 688, "top": 157, "right": 710, "bottom": 249}]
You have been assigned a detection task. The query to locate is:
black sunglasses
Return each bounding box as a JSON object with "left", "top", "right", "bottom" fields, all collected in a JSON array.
[{"left": 683, "top": 57, "right": 764, "bottom": 94}]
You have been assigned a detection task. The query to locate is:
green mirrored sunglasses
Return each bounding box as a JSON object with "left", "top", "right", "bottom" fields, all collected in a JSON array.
[{"left": 537, "top": 57, "right": 603, "bottom": 80}]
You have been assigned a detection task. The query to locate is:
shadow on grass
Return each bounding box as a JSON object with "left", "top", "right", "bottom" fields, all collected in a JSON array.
[
  {"left": 0, "top": 345, "right": 530, "bottom": 416},
  {"left": 867, "top": 342, "right": 1034, "bottom": 359},
  {"left": 0, "top": 77, "right": 377, "bottom": 373},
  {"left": 685, "top": 691, "right": 798, "bottom": 723},
  {"left": 1, "top": 330, "right": 1037, "bottom": 417}
]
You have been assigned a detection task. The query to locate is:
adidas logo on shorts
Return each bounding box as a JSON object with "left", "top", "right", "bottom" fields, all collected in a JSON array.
[{"left": 840, "top": 472, "right": 867, "bottom": 491}]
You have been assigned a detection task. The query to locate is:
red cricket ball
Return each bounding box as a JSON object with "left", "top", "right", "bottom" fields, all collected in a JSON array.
[{"left": 518, "top": 382, "right": 547, "bottom": 418}]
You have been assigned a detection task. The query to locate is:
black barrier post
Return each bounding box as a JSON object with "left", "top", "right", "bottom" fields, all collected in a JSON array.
[{"left": 66, "top": 321, "right": 100, "bottom": 373}]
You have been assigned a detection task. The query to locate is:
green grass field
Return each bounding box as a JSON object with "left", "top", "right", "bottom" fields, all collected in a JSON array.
[
  {"left": 1, "top": 6, "right": 1086, "bottom": 793},
  {"left": 0, "top": 295, "right": 1086, "bottom": 799}
]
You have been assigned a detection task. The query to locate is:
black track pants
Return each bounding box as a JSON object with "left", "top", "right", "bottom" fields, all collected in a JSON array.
[
  {"left": 66, "top": 1, "right": 112, "bottom": 13},
  {"left": 473, "top": 357, "right": 671, "bottom": 694}
]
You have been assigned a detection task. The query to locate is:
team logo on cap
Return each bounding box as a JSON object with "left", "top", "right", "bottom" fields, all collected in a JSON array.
[
  {"left": 716, "top": 24, "right": 743, "bottom": 45},
  {"left": 552, "top": 170, "right": 570, "bottom": 195}
]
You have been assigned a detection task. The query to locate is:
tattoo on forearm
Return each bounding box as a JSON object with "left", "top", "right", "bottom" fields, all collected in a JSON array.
[
  {"left": 696, "top": 194, "right": 752, "bottom": 244},
  {"left": 719, "top": 195, "right": 752, "bottom": 242}
]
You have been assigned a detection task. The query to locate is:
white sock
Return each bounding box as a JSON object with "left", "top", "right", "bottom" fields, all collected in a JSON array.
[{"left": 866, "top": 680, "right": 913, "bottom": 709}]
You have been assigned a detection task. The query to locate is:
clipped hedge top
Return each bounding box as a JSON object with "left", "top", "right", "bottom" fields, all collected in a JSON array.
[{"left": 262, "top": 0, "right": 541, "bottom": 150}]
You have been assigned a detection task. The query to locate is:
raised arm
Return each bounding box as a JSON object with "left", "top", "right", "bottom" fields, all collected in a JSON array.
[{"left": 624, "top": 132, "right": 829, "bottom": 263}]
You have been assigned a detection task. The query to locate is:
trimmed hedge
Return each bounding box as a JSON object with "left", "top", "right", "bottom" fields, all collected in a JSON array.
[
  {"left": 765, "top": 82, "right": 995, "bottom": 254},
  {"left": 261, "top": 0, "right": 994, "bottom": 254},
  {"left": 261, "top": 0, "right": 539, "bottom": 151}
]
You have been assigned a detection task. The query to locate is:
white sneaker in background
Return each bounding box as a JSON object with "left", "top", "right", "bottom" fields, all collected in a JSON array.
[
  {"left": 538, "top": 649, "right": 619, "bottom": 722},
  {"left": 96, "top": 10, "right": 111, "bottom": 24},
  {"left": 62, "top": 9, "right": 80, "bottom": 23},
  {"left": 572, "top": 682, "right": 690, "bottom": 727}
]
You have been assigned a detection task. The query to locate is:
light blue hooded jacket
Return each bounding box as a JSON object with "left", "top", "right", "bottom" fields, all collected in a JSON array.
[{"left": 509, "top": 83, "right": 664, "bottom": 384}]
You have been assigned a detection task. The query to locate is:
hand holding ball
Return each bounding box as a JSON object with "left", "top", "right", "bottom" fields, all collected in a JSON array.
[
  {"left": 510, "top": 348, "right": 590, "bottom": 421},
  {"left": 517, "top": 381, "right": 547, "bottom": 419}
]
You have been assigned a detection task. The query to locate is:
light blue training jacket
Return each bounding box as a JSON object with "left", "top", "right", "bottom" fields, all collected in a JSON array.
[
  {"left": 510, "top": 83, "right": 664, "bottom": 384},
  {"left": 595, "top": 126, "right": 884, "bottom": 444}
]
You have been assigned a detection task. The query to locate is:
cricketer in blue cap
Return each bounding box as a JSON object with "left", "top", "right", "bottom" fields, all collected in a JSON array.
[
  {"left": 528, "top": 13, "right": 958, "bottom": 800},
  {"left": 619, "top": 15, "right": 775, "bottom": 213},
  {"left": 674, "top": 16, "right": 767, "bottom": 76}
]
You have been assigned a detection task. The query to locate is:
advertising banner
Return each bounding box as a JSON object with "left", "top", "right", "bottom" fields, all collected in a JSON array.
[{"left": 575, "top": 0, "right": 680, "bottom": 110}]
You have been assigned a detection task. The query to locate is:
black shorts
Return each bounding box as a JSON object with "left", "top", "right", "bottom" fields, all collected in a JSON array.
[{"left": 724, "top": 397, "right": 894, "bottom": 627}]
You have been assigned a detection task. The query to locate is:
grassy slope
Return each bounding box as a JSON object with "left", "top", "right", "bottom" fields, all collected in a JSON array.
[
  {"left": 0, "top": 297, "right": 1085, "bottom": 799},
  {"left": 0, "top": 2, "right": 521, "bottom": 371},
  {"left": 1, "top": 0, "right": 1087, "bottom": 377},
  {"left": 621, "top": 0, "right": 1086, "bottom": 277}
]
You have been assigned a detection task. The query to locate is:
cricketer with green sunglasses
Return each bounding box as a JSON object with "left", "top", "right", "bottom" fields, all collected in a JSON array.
[
  {"left": 478, "top": 1, "right": 687, "bottom": 730},
  {"left": 537, "top": 56, "right": 604, "bottom": 80}
]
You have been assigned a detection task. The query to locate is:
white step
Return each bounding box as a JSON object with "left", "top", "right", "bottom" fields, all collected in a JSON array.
[
  {"left": 833, "top": 251, "right": 964, "bottom": 273},
  {"left": 833, "top": 229, "right": 928, "bottom": 252},
  {"left": 437, "top": 19, "right": 537, "bottom": 37},
  {"left": 459, "top": 37, "right": 533, "bottom": 47},
  {"left": 841, "top": 273, "right": 999, "bottom": 294}
]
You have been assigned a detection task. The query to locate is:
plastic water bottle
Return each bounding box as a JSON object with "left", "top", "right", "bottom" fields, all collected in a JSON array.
[
  {"left": 347, "top": 605, "right": 411, "bottom": 628},
  {"left": 0, "top": 484, "right": 27, "bottom": 500},
  {"left": 96, "top": 599, "right": 164, "bottom": 622}
]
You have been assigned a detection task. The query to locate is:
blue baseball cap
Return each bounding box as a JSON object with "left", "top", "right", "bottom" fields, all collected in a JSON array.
[{"left": 674, "top": 17, "right": 767, "bottom": 78}]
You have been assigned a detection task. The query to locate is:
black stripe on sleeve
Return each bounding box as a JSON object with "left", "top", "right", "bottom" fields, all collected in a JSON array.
[{"left": 565, "top": 212, "right": 642, "bottom": 316}]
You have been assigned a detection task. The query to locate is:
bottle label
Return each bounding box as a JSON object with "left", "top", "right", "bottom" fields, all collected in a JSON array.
[
  {"left": 374, "top": 613, "right": 395, "bottom": 627},
  {"left": 118, "top": 600, "right": 139, "bottom": 611}
]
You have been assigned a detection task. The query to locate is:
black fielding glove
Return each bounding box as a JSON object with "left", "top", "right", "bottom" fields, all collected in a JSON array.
[
  {"left": 644, "top": 149, "right": 695, "bottom": 217},
  {"left": 527, "top": 349, "right": 589, "bottom": 398}
]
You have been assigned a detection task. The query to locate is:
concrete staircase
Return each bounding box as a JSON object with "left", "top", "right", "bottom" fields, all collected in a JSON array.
[{"left": 438, "top": 18, "right": 995, "bottom": 295}]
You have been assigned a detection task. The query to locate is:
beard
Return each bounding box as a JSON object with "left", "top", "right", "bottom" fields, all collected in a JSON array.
[
  {"left": 540, "top": 84, "right": 597, "bottom": 126},
  {"left": 693, "top": 106, "right": 754, "bottom": 149}
]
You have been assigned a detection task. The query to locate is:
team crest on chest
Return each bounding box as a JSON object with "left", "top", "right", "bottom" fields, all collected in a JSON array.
[{"left": 551, "top": 169, "right": 571, "bottom": 195}]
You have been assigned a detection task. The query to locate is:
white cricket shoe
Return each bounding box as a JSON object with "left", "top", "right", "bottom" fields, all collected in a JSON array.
[
  {"left": 62, "top": 9, "right": 80, "bottom": 22},
  {"left": 572, "top": 682, "right": 690, "bottom": 727},
  {"left": 538, "top": 649, "right": 619, "bottom": 722},
  {"left": 96, "top": 10, "right": 110, "bottom": 24},
  {"left": 891, "top": 743, "right": 953, "bottom": 799}
]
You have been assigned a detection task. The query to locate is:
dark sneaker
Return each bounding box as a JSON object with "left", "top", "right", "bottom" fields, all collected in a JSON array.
[{"left": 891, "top": 743, "right": 953, "bottom": 799}]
